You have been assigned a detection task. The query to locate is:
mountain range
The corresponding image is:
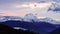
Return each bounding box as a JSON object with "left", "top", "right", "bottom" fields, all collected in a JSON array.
[
  {"left": 0, "top": 15, "right": 60, "bottom": 34},
  {"left": 0, "top": 15, "right": 59, "bottom": 24},
  {"left": 0, "top": 13, "right": 60, "bottom": 34}
]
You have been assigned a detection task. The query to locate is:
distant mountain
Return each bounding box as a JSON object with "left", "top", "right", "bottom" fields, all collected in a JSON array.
[
  {"left": 0, "top": 16, "right": 60, "bottom": 24},
  {"left": 0, "top": 13, "right": 39, "bottom": 22},
  {"left": 39, "top": 17, "right": 54, "bottom": 22},
  {"left": 0, "top": 16, "right": 23, "bottom": 22},
  {"left": 23, "top": 13, "right": 39, "bottom": 22}
]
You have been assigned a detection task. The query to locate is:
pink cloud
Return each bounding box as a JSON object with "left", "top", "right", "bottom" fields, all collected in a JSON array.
[{"left": 0, "top": 11, "right": 26, "bottom": 16}]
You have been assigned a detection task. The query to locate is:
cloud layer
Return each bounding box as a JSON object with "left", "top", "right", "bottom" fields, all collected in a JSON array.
[{"left": 0, "top": 0, "right": 60, "bottom": 21}]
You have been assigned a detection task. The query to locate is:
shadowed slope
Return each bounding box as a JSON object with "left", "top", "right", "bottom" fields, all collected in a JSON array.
[
  {"left": 0, "top": 24, "right": 37, "bottom": 34},
  {"left": 49, "top": 28, "right": 60, "bottom": 34}
]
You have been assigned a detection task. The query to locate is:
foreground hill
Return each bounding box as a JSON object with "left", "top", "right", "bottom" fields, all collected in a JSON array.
[
  {"left": 1, "top": 20, "right": 58, "bottom": 34},
  {"left": 0, "top": 24, "right": 37, "bottom": 34}
]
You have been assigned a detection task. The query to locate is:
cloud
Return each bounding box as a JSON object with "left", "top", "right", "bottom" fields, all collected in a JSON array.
[
  {"left": 0, "top": 11, "right": 29, "bottom": 16},
  {"left": 0, "top": 2, "right": 51, "bottom": 18},
  {"left": 0, "top": 0, "right": 60, "bottom": 21},
  {"left": 0, "top": 1, "right": 51, "bottom": 11},
  {"left": 15, "top": 2, "right": 51, "bottom": 9}
]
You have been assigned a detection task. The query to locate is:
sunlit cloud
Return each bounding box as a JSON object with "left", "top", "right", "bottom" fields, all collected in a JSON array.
[
  {"left": 0, "top": 11, "right": 28, "bottom": 16},
  {"left": 15, "top": 2, "right": 51, "bottom": 9}
]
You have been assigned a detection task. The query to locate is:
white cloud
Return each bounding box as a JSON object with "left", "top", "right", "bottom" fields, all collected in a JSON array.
[
  {"left": 14, "top": 2, "right": 51, "bottom": 9},
  {"left": 0, "top": 1, "right": 60, "bottom": 21}
]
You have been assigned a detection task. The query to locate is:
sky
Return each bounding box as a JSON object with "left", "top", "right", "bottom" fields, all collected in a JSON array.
[{"left": 0, "top": 0, "right": 60, "bottom": 21}]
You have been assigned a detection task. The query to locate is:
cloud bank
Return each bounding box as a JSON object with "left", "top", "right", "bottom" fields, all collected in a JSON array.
[{"left": 0, "top": 0, "right": 60, "bottom": 21}]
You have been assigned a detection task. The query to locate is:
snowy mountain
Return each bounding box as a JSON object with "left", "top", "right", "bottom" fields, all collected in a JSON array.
[
  {"left": 39, "top": 17, "right": 60, "bottom": 24},
  {"left": 0, "top": 13, "right": 39, "bottom": 22},
  {"left": 0, "top": 15, "right": 60, "bottom": 24},
  {"left": 0, "top": 16, "right": 6, "bottom": 22},
  {"left": 39, "top": 17, "right": 54, "bottom": 22},
  {"left": 0, "top": 16, "right": 23, "bottom": 22},
  {"left": 23, "top": 13, "right": 39, "bottom": 22},
  {"left": 0, "top": 13, "right": 60, "bottom": 24}
]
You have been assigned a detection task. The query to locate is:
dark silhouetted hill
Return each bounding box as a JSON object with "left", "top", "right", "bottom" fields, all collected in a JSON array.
[
  {"left": 0, "top": 24, "right": 19, "bottom": 34},
  {"left": 49, "top": 28, "right": 60, "bottom": 34},
  {"left": 0, "top": 24, "right": 37, "bottom": 34}
]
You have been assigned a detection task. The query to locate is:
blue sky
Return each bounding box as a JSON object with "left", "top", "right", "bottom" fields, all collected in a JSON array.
[{"left": 0, "top": 0, "right": 60, "bottom": 21}]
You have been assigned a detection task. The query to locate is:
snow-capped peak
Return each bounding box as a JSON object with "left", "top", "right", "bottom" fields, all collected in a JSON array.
[
  {"left": 0, "top": 13, "right": 39, "bottom": 22},
  {"left": 39, "top": 17, "right": 60, "bottom": 24},
  {"left": 0, "top": 15, "right": 60, "bottom": 24},
  {"left": 23, "top": 13, "right": 39, "bottom": 22},
  {"left": 0, "top": 16, "right": 23, "bottom": 22},
  {"left": 24, "top": 13, "right": 37, "bottom": 20},
  {"left": 39, "top": 17, "right": 54, "bottom": 22}
]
